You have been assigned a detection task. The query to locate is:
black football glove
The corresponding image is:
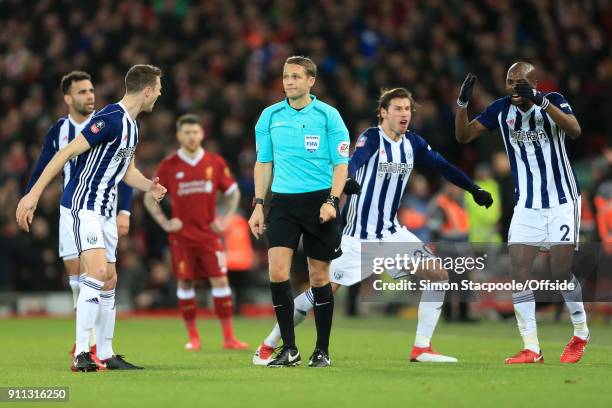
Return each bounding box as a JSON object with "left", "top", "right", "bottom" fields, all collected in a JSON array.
[
  {"left": 343, "top": 177, "right": 361, "bottom": 195},
  {"left": 514, "top": 80, "right": 550, "bottom": 109},
  {"left": 471, "top": 187, "right": 493, "bottom": 208},
  {"left": 457, "top": 73, "right": 477, "bottom": 107}
]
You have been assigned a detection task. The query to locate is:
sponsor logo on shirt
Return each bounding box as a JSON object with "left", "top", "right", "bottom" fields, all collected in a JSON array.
[
  {"left": 509, "top": 129, "right": 548, "bottom": 146},
  {"left": 114, "top": 146, "right": 137, "bottom": 162},
  {"left": 178, "top": 180, "right": 213, "bottom": 195},
  {"left": 338, "top": 141, "right": 350, "bottom": 158},
  {"left": 377, "top": 162, "right": 413, "bottom": 177},
  {"left": 305, "top": 135, "right": 320, "bottom": 153}
]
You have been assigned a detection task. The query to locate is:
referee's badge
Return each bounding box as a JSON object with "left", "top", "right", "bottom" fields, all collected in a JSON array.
[{"left": 304, "top": 135, "right": 320, "bottom": 153}]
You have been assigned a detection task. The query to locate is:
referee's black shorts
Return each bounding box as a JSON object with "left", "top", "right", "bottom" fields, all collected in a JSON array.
[{"left": 266, "top": 188, "right": 342, "bottom": 262}]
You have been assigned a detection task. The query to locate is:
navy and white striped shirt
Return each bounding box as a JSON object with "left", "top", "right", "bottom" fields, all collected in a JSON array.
[
  {"left": 61, "top": 102, "right": 137, "bottom": 216},
  {"left": 26, "top": 114, "right": 133, "bottom": 213},
  {"left": 341, "top": 126, "right": 477, "bottom": 240},
  {"left": 476, "top": 92, "right": 580, "bottom": 209}
]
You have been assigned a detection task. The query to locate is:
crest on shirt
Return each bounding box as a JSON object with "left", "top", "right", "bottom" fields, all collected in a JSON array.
[
  {"left": 304, "top": 135, "right": 320, "bottom": 153},
  {"left": 506, "top": 118, "right": 515, "bottom": 127},
  {"left": 205, "top": 166, "right": 214, "bottom": 179},
  {"left": 87, "top": 233, "right": 98, "bottom": 245},
  {"left": 90, "top": 120, "right": 105, "bottom": 134},
  {"left": 535, "top": 116, "right": 543, "bottom": 127},
  {"left": 176, "top": 171, "right": 185, "bottom": 179},
  {"left": 356, "top": 135, "right": 367, "bottom": 148}
]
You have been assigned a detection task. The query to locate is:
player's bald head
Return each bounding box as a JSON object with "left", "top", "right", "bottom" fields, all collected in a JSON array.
[{"left": 507, "top": 61, "right": 538, "bottom": 82}]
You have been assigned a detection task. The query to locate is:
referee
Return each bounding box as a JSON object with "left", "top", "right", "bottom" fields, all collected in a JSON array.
[{"left": 249, "top": 56, "right": 349, "bottom": 368}]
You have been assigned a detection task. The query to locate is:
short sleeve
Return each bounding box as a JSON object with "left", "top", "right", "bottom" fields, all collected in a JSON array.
[
  {"left": 255, "top": 110, "right": 273, "bottom": 163},
  {"left": 25, "top": 124, "right": 60, "bottom": 193},
  {"left": 475, "top": 100, "right": 502, "bottom": 131},
  {"left": 81, "top": 116, "right": 117, "bottom": 147},
  {"left": 546, "top": 92, "right": 574, "bottom": 115},
  {"left": 348, "top": 128, "right": 379, "bottom": 176},
  {"left": 326, "top": 108, "right": 350, "bottom": 165},
  {"left": 217, "top": 156, "right": 236, "bottom": 193}
]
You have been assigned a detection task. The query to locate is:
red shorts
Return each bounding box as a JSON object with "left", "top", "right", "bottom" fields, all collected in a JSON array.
[{"left": 170, "top": 242, "right": 227, "bottom": 281}]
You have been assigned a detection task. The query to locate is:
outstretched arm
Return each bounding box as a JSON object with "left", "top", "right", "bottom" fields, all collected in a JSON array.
[
  {"left": 123, "top": 158, "right": 167, "bottom": 201},
  {"left": 16, "top": 134, "right": 91, "bottom": 232},
  {"left": 415, "top": 134, "right": 493, "bottom": 208},
  {"left": 25, "top": 126, "right": 59, "bottom": 194}
]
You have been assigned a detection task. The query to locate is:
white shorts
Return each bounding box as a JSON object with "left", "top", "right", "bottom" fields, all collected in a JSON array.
[
  {"left": 330, "top": 227, "right": 431, "bottom": 286},
  {"left": 59, "top": 206, "right": 118, "bottom": 263},
  {"left": 58, "top": 209, "right": 78, "bottom": 260},
  {"left": 508, "top": 197, "right": 581, "bottom": 248}
]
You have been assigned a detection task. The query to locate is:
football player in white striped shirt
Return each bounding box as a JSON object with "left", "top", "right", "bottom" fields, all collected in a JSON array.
[
  {"left": 455, "top": 62, "right": 589, "bottom": 364},
  {"left": 24, "top": 71, "right": 134, "bottom": 369},
  {"left": 253, "top": 88, "right": 493, "bottom": 365},
  {"left": 16, "top": 65, "right": 167, "bottom": 372}
]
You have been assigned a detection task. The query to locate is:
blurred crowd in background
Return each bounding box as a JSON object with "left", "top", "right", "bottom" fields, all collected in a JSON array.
[{"left": 1, "top": 0, "right": 610, "bottom": 311}]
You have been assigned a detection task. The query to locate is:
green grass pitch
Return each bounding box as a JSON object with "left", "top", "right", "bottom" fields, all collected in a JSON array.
[{"left": 1, "top": 316, "right": 611, "bottom": 407}]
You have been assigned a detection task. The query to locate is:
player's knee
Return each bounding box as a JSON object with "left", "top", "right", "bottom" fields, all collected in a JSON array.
[
  {"left": 63, "top": 259, "right": 79, "bottom": 276},
  {"left": 433, "top": 268, "right": 449, "bottom": 282},
  {"left": 209, "top": 277, "right": 229, "bottom": 288},
  {"left": 103, "top": 273, "right": 117, "bottom": 290},
  {"left": 309, "top": 267, "right": 330, "bottom": 287},
  {"left": 269, "top": 263, "right": 290, "bottom": 282},
  {"left": 177, "top": 279, "right": 194, "bottom": 290}
]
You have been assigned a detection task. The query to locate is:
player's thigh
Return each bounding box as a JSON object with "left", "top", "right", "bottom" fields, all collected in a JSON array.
[
  {"left": 548, "top": 199, "right": 581, "bottom": 247},
  {"left": 79, "top": 248, "right": 109, "bottom": 279},
  {"left": 63, "top": 258, "right": 80, "bottom": 276},
  {"left": 508, "top": 244, "right": 540, "bottom": 280},
  {"left": 102, "top": 214, "right": 119, "bottom": 263},
  {"left": 508, "top": 206, "right": 547, "bottom": 246},
  {"left": 548, "top": 244, "right": 575, "bottom": 280},
  {"left": 302, "top": 213, "right": 342, "bottom": 262},
  {"left": 330, "top": 235, "right": 367, "bottom": 286},
  {"left": 194, "top": 248, "right": 228, "bottom": 282},
  {"left": 169, "top": 242, "right": 197, "bottom": 281},
  {"left": 58, "top": 208, "right": 79, "bottom": 263},
  {"left": 266, "top": 196, "right": 302, "bottom": 251}
]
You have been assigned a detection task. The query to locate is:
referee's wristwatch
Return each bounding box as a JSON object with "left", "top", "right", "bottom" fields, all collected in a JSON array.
[
  {"left": 324, "top": 195, "right": 340, "bottom": 215},
  {"left": 252, "top": 197, "right": 265, "bottom": 208}
]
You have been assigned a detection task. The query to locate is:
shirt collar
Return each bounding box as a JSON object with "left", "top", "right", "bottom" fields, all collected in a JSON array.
[
  {"left": 177, "top": 147, "right": 205, "bottom": 166},
  {"left": 68, "top": 112, "right": 94, "bottom": 127},
  {"left": 284, "top": 94, "right": 317, "bottom": 114},
  {"left": 378, "top": 125, "right": 405, "bottom": 144},
  {"left": 117, "top": 101, "right": 136, "bottom": 123}
]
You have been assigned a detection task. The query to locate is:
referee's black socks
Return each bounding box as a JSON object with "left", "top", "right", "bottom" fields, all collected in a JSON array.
[
  {"left": 312, "top": 282, "right": 334, "bottom": 354},
  {"left": 270, "top": 280, "right": 296, "bottom": 349}
]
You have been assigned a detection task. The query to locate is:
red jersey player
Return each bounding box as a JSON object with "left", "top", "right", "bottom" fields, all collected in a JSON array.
[{"left": 144, "top": 114, "right": 248, "bottom": 350}]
